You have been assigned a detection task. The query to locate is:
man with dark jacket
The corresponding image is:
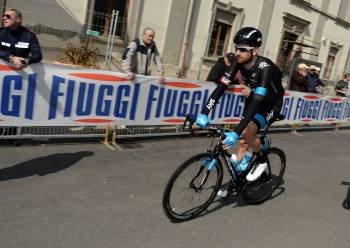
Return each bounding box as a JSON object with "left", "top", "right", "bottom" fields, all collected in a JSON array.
[
  {"left": 0, "top": 8, "right": 42, "bottom": 69},
  {"left": 206, "top": 52, "right": 235, "bottom": 84},
  {"left": 290, "top": 63, "right": 308, "bottom": 92},
  {"left": 306, "top": 65, "right": 325, "bottom": 94},
  {"left": 335, "top": 73, "right": 350, "bottom": 97}
]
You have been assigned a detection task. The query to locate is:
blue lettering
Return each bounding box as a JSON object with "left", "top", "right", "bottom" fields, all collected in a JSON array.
[
  {"left": 177, "top": 91, "right": 190, "bottom": 117},
  {"left": 190, "top": 91, "right": 202, "bottom": 116},
  {"left": 224, "top": 94, "right": 234, "bottom": 117},
  {"left": 76, "top": 83, "right": 95, "bottom": 116},
  {"left": 64, "top": 80, "right": 75, "bottom": 117},
  {"left": 1, "top": 75, "right": 22, "bottom": 117},
  {"left": 25, "top": 74, "right": 36, "bottom": 119},
  {"left": 234, "top": 95, "right": 245, "bottom": 118},
  {"left": 114, "top": 85, "right": 130, "bottom": 118},
  {"left": 164, "top": 89, "right": 178, "bottom": 117},
  {"left": 49, "top": 75, "right": 65, "bottom": 119},
  {"left": 129, "top": 83, "right": 140, "bottom": 120},
  {"left": 156, "top": 87, "right": 165, "bottom": 118},
  {"left": 96, "top": 85, "right": 113, "bottom": 116},
  {"left": 145, "top": 85, "right": 158, "bottom": 120}
]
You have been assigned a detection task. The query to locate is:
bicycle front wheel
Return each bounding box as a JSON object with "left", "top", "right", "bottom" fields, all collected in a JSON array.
[
  {"left": 243, "top": 147, "right": 286, "bottom": 204},
  {"left": 162, "top": 153, "right": 223, "bottom": 222}
]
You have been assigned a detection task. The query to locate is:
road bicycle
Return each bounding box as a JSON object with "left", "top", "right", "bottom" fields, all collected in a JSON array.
[{"left": 162, "top": 114, "right": 286, "bottom": 222}]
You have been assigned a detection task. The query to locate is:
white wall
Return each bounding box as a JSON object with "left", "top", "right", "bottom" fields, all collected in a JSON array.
[
  {"left": 136, "top": 0, "right": 172, "bottom": 54},
  {"left": 5, "top": 0, "right": 89, "bottom": 32}
]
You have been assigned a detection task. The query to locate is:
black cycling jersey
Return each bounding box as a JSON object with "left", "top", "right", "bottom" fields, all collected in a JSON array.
[{"left": 202, "top": 55, "right": 285, "bottom": 135}]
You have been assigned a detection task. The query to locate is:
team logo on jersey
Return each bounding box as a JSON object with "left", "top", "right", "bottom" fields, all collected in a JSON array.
[
  {"left": 219, "top": 72, "right": 231, "bottom": 85},
  {"left": 206, "top": 99, "right": 216, "bottom": 110},
  {"left": 258, "top": 61, "right": 269, "bottom": 69},
  {"left": 266, "top": 110, "right": 274, "bottom": 122}
]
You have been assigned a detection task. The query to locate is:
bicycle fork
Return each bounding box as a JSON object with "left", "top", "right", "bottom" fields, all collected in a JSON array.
[{"left": 190, "top": 158, "right": 217, "bottom": 192}]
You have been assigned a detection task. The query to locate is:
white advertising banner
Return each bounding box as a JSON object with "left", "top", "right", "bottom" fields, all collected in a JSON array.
[{"left": 0, "top": 61, "right": 349, "bottom": 126}]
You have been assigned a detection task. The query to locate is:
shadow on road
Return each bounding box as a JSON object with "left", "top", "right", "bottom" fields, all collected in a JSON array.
[
  {"left": 0, "top": 151, "right": 94, "bottom": 181},
  {"left": 197, "top": 179, "right": 286, "bottom": 220},
  {"left": 341, "top": 181, "right": 350, "bottom": 210}
]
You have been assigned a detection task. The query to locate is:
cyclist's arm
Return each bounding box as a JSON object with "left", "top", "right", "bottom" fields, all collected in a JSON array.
[
  {"left": 233, "top": 67, "right": 272, "bottom": 136},
  {"left": 201, "top": 66, "right": 239, "bottom": 115},
  {"left": 201, "top": 79, "right": 229, "bottom": 115}
]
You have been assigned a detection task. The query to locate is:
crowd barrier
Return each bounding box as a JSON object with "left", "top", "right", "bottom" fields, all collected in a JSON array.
[{"left": 0, "top": 61, "right": 349, "bottom": 142}]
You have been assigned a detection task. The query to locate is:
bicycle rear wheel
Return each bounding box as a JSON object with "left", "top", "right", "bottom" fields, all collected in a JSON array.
[
  {"left": 162, "top": 153, "right": 223, "bottom": 222},
  {"left": 243, "top": 147, "right": 286, "bottom": 204}
]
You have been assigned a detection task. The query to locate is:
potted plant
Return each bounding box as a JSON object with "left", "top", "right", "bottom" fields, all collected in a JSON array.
[{"left": 56, "top": 37, "right": 100, "bottom": 69}]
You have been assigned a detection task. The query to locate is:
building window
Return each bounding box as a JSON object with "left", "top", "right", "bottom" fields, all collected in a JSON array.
[
  {"left": 89, "top": 0, "right": 129, "bottom": 38},
  {"left": 208, "top": 21, "right": 231, "bottom": 57},
  {"left": 276, "top": 31, "right": 299, "bottom": 73},
  {"left": 323, "top": 47, "right": 338, "bottom": 79},
  {"left": 207, "top": 8, "right": 235, "bottom": 57}
]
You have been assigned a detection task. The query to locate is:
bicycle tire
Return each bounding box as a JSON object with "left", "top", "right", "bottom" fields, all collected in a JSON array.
[
  {"left": 162, "top": 153, "right": 223, "bottom": 222},
  {"left": 243, "top": 147, "right": 286, "bottom": 204}
]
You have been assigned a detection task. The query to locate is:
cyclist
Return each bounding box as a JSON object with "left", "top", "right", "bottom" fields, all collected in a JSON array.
[{"left": 196, "top": 27, "right": 285, "bottom": 182}]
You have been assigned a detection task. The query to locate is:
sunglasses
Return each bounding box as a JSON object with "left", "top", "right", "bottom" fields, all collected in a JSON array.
[
  {"left": 235, "top": 46, "right": 255, "bottom": 52},
  {"left": 3, "top": 14, "right": 14, "bottom": 19}
]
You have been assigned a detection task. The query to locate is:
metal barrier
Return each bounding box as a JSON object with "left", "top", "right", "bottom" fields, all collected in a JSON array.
[
  {"left": 0, "top": 126, "right": 106, "bottom": 139},
  {"left": 1, "top": 123, "right": 348, "bottom": 144}
]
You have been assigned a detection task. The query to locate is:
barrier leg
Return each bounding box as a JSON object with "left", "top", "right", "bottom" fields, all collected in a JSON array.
[
  {"left": 101, "top": 126, "right": 116, "bottom": 150},
  {"left": 111, "top": 130, "right": 124, "bottom": 150},
  {"left": 291, "top": 124, "right": 302, "bottom": 136},
  {"left": 335, "top": 123, "right": 341, "bottom": 131}
]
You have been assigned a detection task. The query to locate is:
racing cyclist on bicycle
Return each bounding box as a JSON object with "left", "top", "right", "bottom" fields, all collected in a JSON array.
[{"left": 196, "top": 27, "right": 285, "bottom": 182}]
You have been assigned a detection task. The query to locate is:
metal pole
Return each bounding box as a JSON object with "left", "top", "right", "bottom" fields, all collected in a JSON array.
[
  {"left": 105, "top": 9, "right": 116, "bottom": 68},
  {"left": 107, "top": 10, "right": 119, "bottom": 70}
]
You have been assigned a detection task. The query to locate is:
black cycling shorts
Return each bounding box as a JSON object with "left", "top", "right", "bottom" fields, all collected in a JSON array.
[{"left": 245, "top": 97, "right": 283, "bottom": 130}]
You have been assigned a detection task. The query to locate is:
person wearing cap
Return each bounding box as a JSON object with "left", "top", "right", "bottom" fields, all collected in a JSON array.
[
  {"left": 206, "top": 52, "right": 236, "bottom": 84},
  {"left": 306, "top": 65, "right": 325, "bottom": 94},
  {"left": 290, "top": 63, "right": 308, "bottom": 92}
]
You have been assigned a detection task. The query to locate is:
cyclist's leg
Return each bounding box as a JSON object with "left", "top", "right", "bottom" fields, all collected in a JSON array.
[
  {"left": 237, "top": 122, "right": 259, "bottom": 161},
  {"left": 251, "top": 98, "right": 283, "bottom": 154}
]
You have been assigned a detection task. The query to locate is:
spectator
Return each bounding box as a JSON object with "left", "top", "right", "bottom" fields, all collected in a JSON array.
[
  {"left": 0, "top": 8, "right": 42, "bottom": 69},
  {"left": 0, "top": 8, "right": 42, "bottom": 146},
  {"left": 335, "top": 73, "right": 350, "bottom": 97},
  {"left": 290, "top": 63, "right": 308, "bottom": 92},
  {"left": 122, "top": 27, "right": 165, "bottom": 82},
  {"left": 206, "top": 52, "right": 236, "bottom": 84},
  {"left": 307, "top": 65, "right": 325, "bottom": 94}
]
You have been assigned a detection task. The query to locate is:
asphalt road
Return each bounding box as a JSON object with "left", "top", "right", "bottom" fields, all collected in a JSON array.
[{"left": 1, "top": 130, "right": 350, "bottom": 248}]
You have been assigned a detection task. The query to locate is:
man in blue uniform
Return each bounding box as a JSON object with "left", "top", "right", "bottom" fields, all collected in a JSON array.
[
  {"left": 0, "top": 8, "right": 42, "bottom": 69},
  {"left": 196, "top": 27, "right": 285, "bottom": 182}
]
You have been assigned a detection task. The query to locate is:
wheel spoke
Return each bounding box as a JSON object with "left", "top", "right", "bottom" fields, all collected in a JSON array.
[
  {"left": 162, "top": 153, "right": 223, "bottom": 222},
  {"left": 243, "top": 148, "right": 286, "bottom": 204}
]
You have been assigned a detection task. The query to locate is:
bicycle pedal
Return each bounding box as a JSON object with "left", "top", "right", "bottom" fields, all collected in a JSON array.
[{"left": 217, "top": 189, "right": 228, "bottom": 198}]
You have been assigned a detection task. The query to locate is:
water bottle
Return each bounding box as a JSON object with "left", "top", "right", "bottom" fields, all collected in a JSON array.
[{"left": 237, "top": 150, "right": 253, "bottom": 172}]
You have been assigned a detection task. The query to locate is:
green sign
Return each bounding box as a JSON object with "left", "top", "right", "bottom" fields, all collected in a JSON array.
[{"left": 86, "top": 30, "right": 100, "bottom": 37}]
